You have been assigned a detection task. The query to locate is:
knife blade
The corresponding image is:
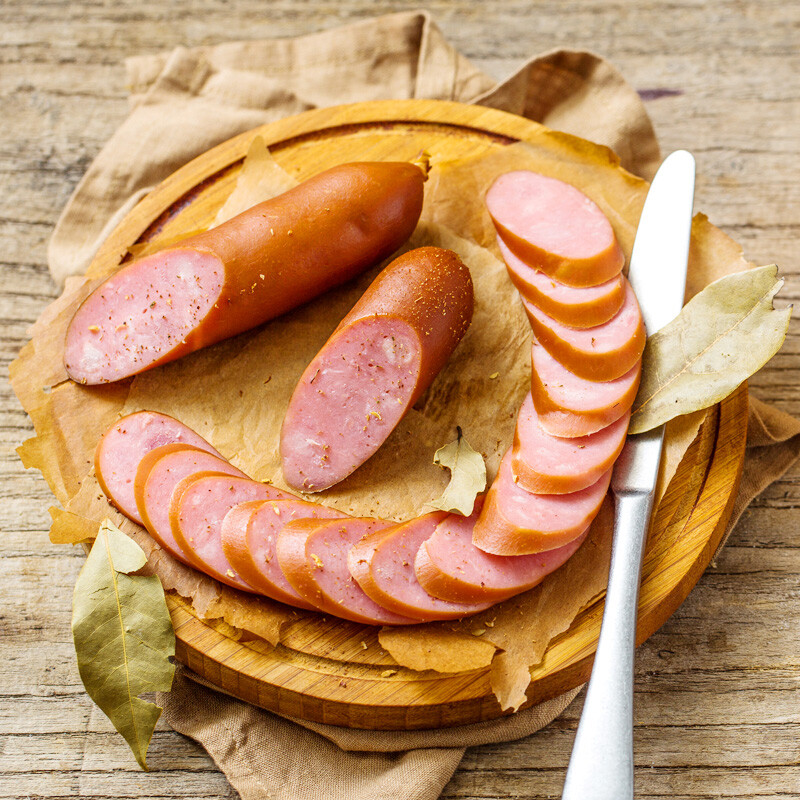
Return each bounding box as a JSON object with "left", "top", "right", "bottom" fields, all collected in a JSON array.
[{"left": 561, "top": 150, "right": 695, "bottom": 800}]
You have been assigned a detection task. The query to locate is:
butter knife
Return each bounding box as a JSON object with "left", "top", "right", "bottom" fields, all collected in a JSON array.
[{"left": 561, "top": 150, "right": 696, "bottom": 800}]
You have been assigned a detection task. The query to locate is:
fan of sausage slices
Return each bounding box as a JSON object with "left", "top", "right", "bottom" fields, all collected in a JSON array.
[{"left": 84, "top": 163, "right": 644, "bottom": 625}]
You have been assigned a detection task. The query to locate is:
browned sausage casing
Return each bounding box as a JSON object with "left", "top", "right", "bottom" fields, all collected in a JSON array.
[{"left": 64, "top": 161, "right": 426, "bottom": 384}]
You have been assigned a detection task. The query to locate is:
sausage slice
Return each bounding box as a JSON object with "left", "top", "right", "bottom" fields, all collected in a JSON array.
[
  {"left": 95, "top": 410, "right": 223, "bottom": 525},
  {"left": 510, "top": 393, "right": 630, "bottom": 494},
  {"left": 135, "top": 446, "right": 248, "bottom": 564},
  {"left": 524, "top": 279, "right": 645, "bottom": 381},
  {"left": 415, "top": 506, "right": 589, "bottom": 603},
  {"left": 473, "top": 452, "right": 610, "bottom": 556},
  {"left": 530, "top": 340, "right": 641, "bottom": 438},
  {"left": 221, "top": 498, "right": 346, "bottom": 610},
  {"left": 276, "top": 517, "right": 420, "bottom": 625},
  {"left": 348, "top": 512, "right": 493, "bottom": 621},
  {"left": 498, "top": 238, "right": 625, "bottom": 328},
  {"left": 172, "top": 474, "right": 292, "bottom": 591},
  {"left": 280, "top": 247, "right": 473, "bottom": 492},
  {"left": 486, "top": 170, "right": 624, "bottom": 287}
]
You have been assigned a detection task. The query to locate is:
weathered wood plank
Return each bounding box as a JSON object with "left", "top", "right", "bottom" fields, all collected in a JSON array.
[{"left": 2, "top": 0, "right": 798, "bottom": 797}]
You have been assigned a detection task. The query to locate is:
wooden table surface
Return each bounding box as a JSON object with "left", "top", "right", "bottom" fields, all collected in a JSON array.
[{"left": 2, "top": 2, "right": 798, "bottom": 798}]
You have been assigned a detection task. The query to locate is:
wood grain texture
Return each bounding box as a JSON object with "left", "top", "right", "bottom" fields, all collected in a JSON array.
[{"left": 2, "top": 0, "right": 798, "bottom": 798}]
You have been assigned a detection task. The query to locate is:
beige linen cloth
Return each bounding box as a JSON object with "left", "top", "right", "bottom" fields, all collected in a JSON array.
[{"left": 46, "top": 11, "right": 800, "bottom": 800}]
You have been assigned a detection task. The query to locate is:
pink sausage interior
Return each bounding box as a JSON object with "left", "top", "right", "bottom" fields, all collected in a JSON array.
[
  {"left": 176, "top": 475, "right": 290, "bottom": 591},
  {"left": 486, "top": 452, "right": 610, "bottom": 540},
  {"left": 138, "top": 448, "right": 247, "bottom": 563},
  {"left": 486, "top": 171, "right": 617, "bottom": 260},
  {"left": 421, "top": 512, "right": 589, "bottom": 597},
  {"left": 498, "top": 238, "right": 623, "bottom": 307},
  {"left": 532, "top": 341, "right": 640, "bottom": 415},
  {"left": 96, "top": 410, "right": 222, "bottom": 525},
  {"left": 241, "top": 499, "right": 346, "bottom": 606},
  {"left": 352, "top": 513, "right": 492, "bottom": 619},
  {"left": 524, "top": 280, "right": 641, "bottom": 354},
  {"left": 281, "top": 317, "right": 421, "bottom": 491},
  {"left": 513, "top": 394, "right": 630, "bottom": 490},
  {"left": 284, "top": 518, "right": 418, "bottom": 625},
  {"left": 65, "top": 248, "right": 224, "bottom": 384}
]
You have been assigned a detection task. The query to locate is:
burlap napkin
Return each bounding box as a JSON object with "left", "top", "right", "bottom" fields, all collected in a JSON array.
[{"left": 45, "top": 11, "right": 800, "bottom": 800}]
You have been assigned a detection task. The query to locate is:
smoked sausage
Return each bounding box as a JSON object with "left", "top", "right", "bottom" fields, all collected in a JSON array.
[
  {"left": 280, "top": 246, "right": 473, "bottom": 492},
  {"left": 530, "top": 340, "right": 641, "bottom": 438},
  {"left": 65, "top": 161, "right": 427, "bottom": 384},
  {"left": 486, "top": 170, "right": 624, "bottom": 287},
  {"left": 95, "top": 410, "right": 223, "bottom": 525}
]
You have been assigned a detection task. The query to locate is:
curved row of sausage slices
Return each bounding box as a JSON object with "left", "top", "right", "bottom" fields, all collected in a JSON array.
[
  {"left": 92, "top": 168, "right": 645, "bottom": 626},
  {"left": 472, "top": 170, "right": 645, "bottom": 557},
  {"left": 95, "top": 409, "right": 586, "bottom": 624}
]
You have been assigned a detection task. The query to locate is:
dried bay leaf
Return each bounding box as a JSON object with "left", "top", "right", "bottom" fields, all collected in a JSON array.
[
  {"left": 630, "top": 265, "right": 791, "bottom": 434},
  {"left": 72, "top": 519, "right": 175, "bottom": 770},
  {"left": 427, "top": 427, "right": 487, "bottom": 516}
]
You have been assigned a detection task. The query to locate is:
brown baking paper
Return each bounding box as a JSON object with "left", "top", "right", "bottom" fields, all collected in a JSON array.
[{"left": 10, "top": 122, "right": 751, "bottom": 711}]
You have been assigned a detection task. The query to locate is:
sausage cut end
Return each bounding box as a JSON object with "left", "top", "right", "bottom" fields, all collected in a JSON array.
[
  {"left": 280, "top": 317, "right": 421, "bottom": 492},
  {"left": 65, "top": 248, "right": 224, "bottom": 384}
]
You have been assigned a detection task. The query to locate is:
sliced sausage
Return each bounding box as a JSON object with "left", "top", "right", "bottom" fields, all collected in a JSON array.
[
  {"left": 135, "top": 446, "right": 248, "bottom": 564},
  {"left": 95, "top": 410, "right": 222, "bottom": 525},
  {"left": 280, "top": 247, "right": 473, "bottom": 492},
  {"left": 348, "top": 512, "right": 493, "bottom": 621},
  {"left": 486, "top": 170, "right": 624, "bottom": 287},
  {"left": 172, "top": 474, "right": 292, "bottom": 591},
  {"left": 276, "top": 517, "right": 420, "bottom": 625},
  {"left": 132, "top": 442, "right": 200, "bottom": 513},
  {"left": 498, "top": 238, "right": 625, "bottom": 327},
  {"left": 510, "top": 393, "right": 630, "bottom": 494},
  {"left": 415, "top": 506, "right": 589, "bottom": 603},
  {"left": 65, "top": 161, "right": 427, "bottom": 385},
  {"left": 473, "top": 451, "right": 610, "bottom": 556},
  {"left": 221, "top": 498, "right": 346, "bottom": 610},
  {"left": 530, "top": 340, "right": 641, "bottom": 438},
  {"left": 525, "top": 280, "right": 645, "bottom": 381}
]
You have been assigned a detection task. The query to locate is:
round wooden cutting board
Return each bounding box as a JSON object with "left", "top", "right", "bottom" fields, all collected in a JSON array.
[{"left": 84, "top": 100, "right": 747, "bottom": 730}]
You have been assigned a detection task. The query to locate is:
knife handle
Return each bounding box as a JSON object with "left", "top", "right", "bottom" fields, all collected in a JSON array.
[{"left": 561, "top": 489, "right": 654, "bottom": 800}]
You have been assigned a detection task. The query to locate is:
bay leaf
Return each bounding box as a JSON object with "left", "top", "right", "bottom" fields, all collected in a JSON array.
[
  {"left": 427, "top": 427, "right": 487, "bottom": 516},
  {"left": 629, "top": 265, "right": 791, "bottom": 434},
  {"left": 72, "top": 519, "right": 175, "bottom": 770}
]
